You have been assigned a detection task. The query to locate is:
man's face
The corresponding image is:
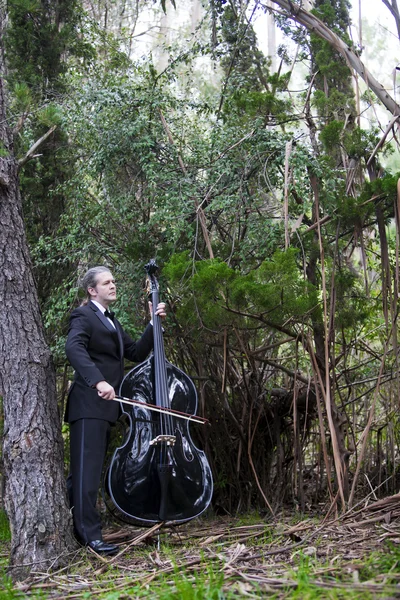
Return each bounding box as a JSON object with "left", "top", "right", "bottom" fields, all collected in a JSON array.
[{"left": 88, "top": 271, "right": 117, "bottom": 307}]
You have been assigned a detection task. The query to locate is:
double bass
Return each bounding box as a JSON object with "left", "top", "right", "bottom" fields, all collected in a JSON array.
[{"left": 106, "top": 260, "right": 213, "bottom": 526}]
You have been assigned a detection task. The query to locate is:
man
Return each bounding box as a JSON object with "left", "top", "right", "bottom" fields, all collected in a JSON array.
[{"left": 65, "top": 266, "right": 166, "bottom": 555}]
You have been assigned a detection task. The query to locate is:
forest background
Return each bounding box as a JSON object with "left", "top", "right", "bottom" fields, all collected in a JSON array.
[{"left": 1, "top": 0, "right": 400, "bottom": 582}]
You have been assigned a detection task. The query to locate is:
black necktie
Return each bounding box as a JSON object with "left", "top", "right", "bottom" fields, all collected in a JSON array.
[{"left": 104, "top": 309, "right": 115, "bottom": 321}]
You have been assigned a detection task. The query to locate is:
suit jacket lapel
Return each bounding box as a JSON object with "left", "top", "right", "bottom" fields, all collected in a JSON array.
[
  {"left": 93, "top": 307, "right": 116, "bottom": 333},
  {"left": 90, "top": 302, "right": 124, "bottom": 358}
]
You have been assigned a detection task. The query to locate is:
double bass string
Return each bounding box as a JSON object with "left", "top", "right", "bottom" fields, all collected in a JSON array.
[{"left": 151, "top": 277, "right": 174, "bottom": 465}]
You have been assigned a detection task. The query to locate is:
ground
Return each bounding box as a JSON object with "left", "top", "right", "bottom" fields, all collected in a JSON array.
[{"left": 3, "top": 495, "right": 400, "bottom": 599}]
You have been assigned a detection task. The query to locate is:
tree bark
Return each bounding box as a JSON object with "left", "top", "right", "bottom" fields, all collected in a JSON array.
[{"left": 0, "top": 8, "right": 76, "bottom": 581}]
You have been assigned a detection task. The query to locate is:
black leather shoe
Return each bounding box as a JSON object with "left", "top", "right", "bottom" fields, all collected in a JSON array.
[{"left": 87, "top": 539, "right": 118, "bottom": 556}]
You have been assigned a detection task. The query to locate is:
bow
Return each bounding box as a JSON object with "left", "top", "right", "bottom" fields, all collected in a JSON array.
[{"left": 113, "top": 395, "right": 209, "bottom": 425}]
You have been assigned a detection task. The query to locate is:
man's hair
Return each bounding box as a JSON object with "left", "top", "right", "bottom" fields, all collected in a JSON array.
[{"left": 79, "top": 266, "right": 112, "bottom": 305}]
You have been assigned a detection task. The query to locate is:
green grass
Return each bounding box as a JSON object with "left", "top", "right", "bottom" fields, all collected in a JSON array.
[
  {"left": 0, "top": 578, "right": 20, "bottom": 600},
  {"left": 0, "top": 510, "right": 14, "bottom": 599},
  {"left": 277, "top": 547, "right": 400, "bottom": 600},
  {"left": 234, "top": 510, "right": 268, "bottom": 527},
  {"left": 0, "top": 514, "right": 399, "bottom": 599},
  {"left": 358, "top": 542, "right": 400, "bottom": 579},
  {"left": 141, "top": 568, "right": 234, "bottom": 599}
]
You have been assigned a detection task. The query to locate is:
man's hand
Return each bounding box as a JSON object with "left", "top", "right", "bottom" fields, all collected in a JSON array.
[
  {"left": 96, "top": 381, "right": 116, "bottom": 400},
  {"left": 149, "top": 302, "right": 167, "bottom": 320}
]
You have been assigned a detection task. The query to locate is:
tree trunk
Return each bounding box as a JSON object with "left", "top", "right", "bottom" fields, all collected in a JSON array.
[{"left": 0, "top": 10, "right": 77, "bottom": 582}]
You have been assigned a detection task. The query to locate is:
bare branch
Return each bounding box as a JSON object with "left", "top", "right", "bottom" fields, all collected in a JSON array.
[
  {"left": 18, "top": 125, "right": 57, "bottom": 169},
  {"left": 381, "top": 0, "right": 400, "bottom": 40}
]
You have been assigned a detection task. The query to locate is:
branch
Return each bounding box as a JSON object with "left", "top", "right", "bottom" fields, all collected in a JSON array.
[
  {"left": 260, "top": 357, "right": 311, "bottom": 385},
  {"left": 381, "top": 0, "right": 400, "bottom": 40},
  {"left": 18, "top": 125, "right": 57, "bottom": 169},
  {"left": 265, "top": 0, "right": 400, "bottom": 116},
  {"left": 367, "top": 114, "right": 400, "bottom": 165}
]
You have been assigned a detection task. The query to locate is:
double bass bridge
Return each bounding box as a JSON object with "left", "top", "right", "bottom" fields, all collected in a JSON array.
[{"left": 149, "top": 434, "right": 176, "bottom": 447}]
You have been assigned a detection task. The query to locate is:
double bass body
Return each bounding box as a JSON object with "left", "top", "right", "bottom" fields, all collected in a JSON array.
[{"left": 107, "top": 262, "right": 213, "bottom": 526}]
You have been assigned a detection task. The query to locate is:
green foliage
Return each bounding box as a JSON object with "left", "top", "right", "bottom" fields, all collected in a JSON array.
[
  {"left": 362, "top": 172, "right": 400, "bottom": 200},
  {"left": 212, "top": 2, "right": 294, "bottom": 124},
  {"left": 218, "top": 3, "right": 267, "bottom": 88},
  {"left": 311, "top": 0, "right": 352, "bottom": 39},
  {"left": 30, "top": 54, "right": 299, "bottom": 315},
  {"left": 333, "top": 270, "right": 370, "bottom": 329},
  {"left": 165, "top": 249, "right": 318, "bottom": 332},
  {"left": 334, "top": 197, "right": 366, "bottom": 229},
  {"left": 319, "top": 119, "right": 344, "bottom": 150},
  {"left": 231, "top": 249, "right": 318, "bottom": 321},
  {"left": 37, "top": 104, "right": 63, "bottom": 127},
  {"left": 312, "top": 89, "right": 354, "bottom": 122},
  {"left": 343, "top": 127, "right": 381, "bottom": 160},
  {"left": 308, "top": 0, "right": 356, "bottom": 136},
  {"left": 11, "top": 82, "right": 32, "bottom": 113},
  {"left": 5, "top": 0, "right": 95, "bottom": 95},
  {"left": 4, "top": 0, "right": 98, "bottom": 314}
]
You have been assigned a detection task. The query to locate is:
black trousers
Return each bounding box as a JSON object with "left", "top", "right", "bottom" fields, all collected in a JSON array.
[{"left": 68, "top": 418, "right": 111, "bottom": 544}]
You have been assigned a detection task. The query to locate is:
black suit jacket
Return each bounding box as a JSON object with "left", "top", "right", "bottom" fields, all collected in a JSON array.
[{"left": 65, "top": 301, "right": 154, "bottom": 423}]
